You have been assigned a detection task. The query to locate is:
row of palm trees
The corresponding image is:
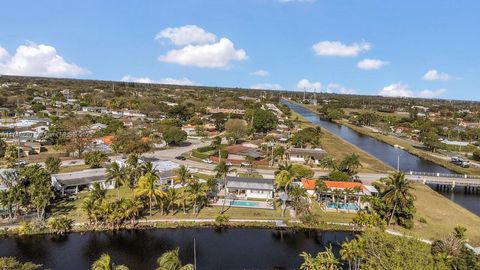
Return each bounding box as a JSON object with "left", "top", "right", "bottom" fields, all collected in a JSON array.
[
  {"left": 91, "top": 249, "right": 193, "bottom": 270},
  {"left": 82, "top": 157, "right": 218, "bottom": 228}
]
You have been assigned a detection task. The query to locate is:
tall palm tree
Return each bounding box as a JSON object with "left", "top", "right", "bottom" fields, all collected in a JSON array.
[
  {"left": 106, "top": 162, "right": 127, "bottom": 199},
  {"left": 186, "top": 179, "right": 207, "bottom": 215},
  {"left": 134, "top": 172, "right": 166, "bottom": 216},
  {"left": 340, "top": 240, "right": 362, "bottom": 270},
  {"left": 339, "top": 154, "right": 362, "bottom": 176},
  {"left": 91, "top": 254, "right": 129, "bottom": 270},
  {"left": 214, "top": 161, "right": 236, "bottom": 213},
  {"left": 288, "top": 185, "right": 308, "bottom": 216},
  {"left": 126, "top": 154, "right": 142, "bottom": 187},
  {"left": 165, "top": 188, "right": 179, "bottom": 213},
  {"left": 382, "top": 172, "right": 414, "bottom": 226},
  {"left": 299, "top": 246, "right": 340, "bottom": 270},
  {"left": 156, "top": 248, "right": 193, "bottom": 270},
  {"left": 175, "top": 165, "right": 191, "bottom": 187},
  {"left": 275, "top": 170, "right": 294, "bottom": 191}
]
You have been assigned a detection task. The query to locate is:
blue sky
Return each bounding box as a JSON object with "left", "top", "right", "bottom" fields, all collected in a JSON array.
[{"left": 1, "top": 0, "right": 479, "bottom": 100}]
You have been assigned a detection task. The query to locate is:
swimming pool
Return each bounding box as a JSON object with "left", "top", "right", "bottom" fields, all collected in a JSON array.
[
  {"left": 230, "top": 200, "right": 260, "bottom": 207},
  {"left": 326, "top": 202, "right": 360, "bottom": 211}
]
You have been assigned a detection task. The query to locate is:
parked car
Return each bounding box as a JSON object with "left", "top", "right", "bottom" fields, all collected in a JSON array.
[
  {"left": 175, "top": 156, "right": 186, "bottom": 160},
  {"left": 240, "top": 162, "right": 251, "bottom": 167},
  {"left": 14, "top": 160, "right": 27, "bottom": 167},
  {"left": 202, "top": 159, "right": 213, "bottom": 164},
  {"left": 225, "top": 161, "right": 233, "bottom": 166}
]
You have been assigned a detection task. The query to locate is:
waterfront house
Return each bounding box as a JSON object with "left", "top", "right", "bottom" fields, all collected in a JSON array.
[
  {"left": 51, "top": 168, "right": 113, "bottom": 195},
  {"left": 225, "top": 176, "right": 275, "bottom": 199},
  {"left": 304, "top": 179, "right": 378, "bottom": 211},
  {"left": 287, "top": 148, "right": 327, "bottom": 164}
]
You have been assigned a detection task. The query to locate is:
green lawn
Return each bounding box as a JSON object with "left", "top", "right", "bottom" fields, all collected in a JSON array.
[
  {"left": 290, "top": 109, "right": 392, "bottom": 173},
  {"left": 58, "top": 164, "right": 90, "bottom": 173},
  {"left": 50, "top": 186, "right": 359, "bottom": 226},
  {"left": 395, "top": 183, "right": 480, "bottom": 245}
]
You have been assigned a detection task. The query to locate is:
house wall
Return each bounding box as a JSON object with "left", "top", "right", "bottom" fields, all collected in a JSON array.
[{"left": 246, "top": 189, "right": 273, "bottom": 199}]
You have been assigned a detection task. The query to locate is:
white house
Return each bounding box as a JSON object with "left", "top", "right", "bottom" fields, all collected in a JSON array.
[
  {"left": 287, "top": 148, "right": 327, "bottom": 164},
  {"left": 225, "top": 176, "right": 275, "bottom": 199},
  {"left": 51, "top": 168, "right": 114, "bottom": 195}
]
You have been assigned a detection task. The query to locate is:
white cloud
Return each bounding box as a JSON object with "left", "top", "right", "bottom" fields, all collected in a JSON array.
[
  {"left": 357, "top": 59, "right": 389, "bottom": 70},
  {"left": 418, "top": 89, "right": 447, "bottom": 98},
  {"left": 155, "top": 25, "right": 216, "bottom": 46},
  {"left": 312, "top": 41, "right": 371, "bottom": 57},
  {"left": 422, "top": 69, "right": 452, "bottom": 81},
  {"left": 159, "top": 38, "right": 247, "bottom": 68},
  {"left": 379, "top": 83, "right": 447, "bottom": 98},
  {"left": 251, "top": 69, "right": 269, "bottom": 77},
  {"left": 326, "top": 83, "right": 358, "bottom": 94},
  {"left": 250, "top": 83, "right": 282, "bottom": 90},
  {"left": 297, "top": 79, "right": 321, "bottom": 91},
  {"left": 121, "top": 75, "right": 196, "bottom": 85},
  {"left": 378, "top": 83, "right": 414, "bottom": 97},
  {"left": 0, "top": 43, "right": 88, "bottom": 77}
]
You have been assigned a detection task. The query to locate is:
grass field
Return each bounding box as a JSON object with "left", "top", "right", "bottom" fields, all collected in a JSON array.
[
  {"left": 290, "top": 109, "right": 392, "bottom": 173},
  {"left": 396, "top": 183, "right": 480, "bottom": 245}
]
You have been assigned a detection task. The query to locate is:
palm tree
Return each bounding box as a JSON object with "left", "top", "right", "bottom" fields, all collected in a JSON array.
[
  {"left": 288, "top": 185, "right": 308, "bottom": 216},
  {"left": 299, "top": 246, "right": 340, "bottom": 270},
  {"left": 81, "top": 196, "right": 95, "bottom": 225},
  {"left": 91, "top": 254, "right": 129, "bottom": 270},
  {"left": 47, "top": 216, "right": 73, "bottom": 235},
  {"left": 106, "top": 162, "right": 127, "bottom": 199},
  {"left": 382, "top": 172, "right": 414, "bottom": 226},
  {"left": 175, "top": 165, "right": 191, "bottom": 187},
  {"left": 186, "top": 179, "right": 207, "bottom": 215},
  {"left": 340, "top": 240, "right": 362, "bottom": 270},
  {"left": 165, "top": 188, "right": 179, "bottom": 213},
  {"left": 126, "top": 154, "right": 142, "bottom": 187},
  {"left": 134, "top": 172, "right": 166, "bottom": 216},
  {"left": 156, "top": 248, "right": 193, "bottom": 270},
  {"left": 339, "top": 154, "right": 362, "bottom": 175},
  {"left": 275, "top": 170, "right": 294, "bottom": 191},
  {"left": 214, "top": 161, "right": 236, "bottom": 213}
]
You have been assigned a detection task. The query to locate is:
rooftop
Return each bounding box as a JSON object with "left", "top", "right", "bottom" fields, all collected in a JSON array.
[{"left": 226, "top": 176, "right": 274, "bottom": 191}]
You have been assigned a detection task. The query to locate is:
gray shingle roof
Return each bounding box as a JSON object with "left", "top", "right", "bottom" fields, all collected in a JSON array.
[
  {"left": 52, "top": 168, "right": 106, "bottom": 187},
  {"left": 226, "top": 176, "right": 274, "bottom": 191}
]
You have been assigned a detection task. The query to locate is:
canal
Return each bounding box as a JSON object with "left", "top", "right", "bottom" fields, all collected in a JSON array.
[
  {"left": 0, "top": 228, "right": 354, "bottom": 270},
  {"left": 283, "top": 100, "right": 480, "bottom": 215}
]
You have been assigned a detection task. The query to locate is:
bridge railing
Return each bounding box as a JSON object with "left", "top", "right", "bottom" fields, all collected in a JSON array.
[{"left": 407, "top": 171, "right": 480, "bottom": 179}]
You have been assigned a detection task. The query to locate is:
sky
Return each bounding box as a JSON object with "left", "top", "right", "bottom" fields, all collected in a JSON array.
[{"left": 1, "top": 0, "right": 479, "bottom": 100}]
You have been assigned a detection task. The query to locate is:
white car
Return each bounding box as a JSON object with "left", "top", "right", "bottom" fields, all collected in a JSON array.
[
  {"left": 240, "top": 162, "right": 251, "bottom": 167},
  {"left": 202, "top": 159, "right": 213, "bottom": 164},
  {"left": 225, "top": 162, "right": 233, "bottom": 166}
]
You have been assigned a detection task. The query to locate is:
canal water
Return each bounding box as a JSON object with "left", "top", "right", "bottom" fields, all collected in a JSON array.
[
  {"left": 283, "top": 100, "right": 480, "bottom": 215},
  {"left": 0, "top": 228, "right": 354, "bottom": 270}
]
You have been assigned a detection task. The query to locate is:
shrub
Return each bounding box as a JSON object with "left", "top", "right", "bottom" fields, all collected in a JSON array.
[
  {"left": 197, "top": 145, "right": 214, "bottom": 152},
  {"left": 328, "top": 170, "right": 350, "bottom": 181},
  {"left": 215, "top": 214, "right": 230, "bottom": 225},
  {"left": 191, "top": 150, "right": 211, "bottom": 159}
]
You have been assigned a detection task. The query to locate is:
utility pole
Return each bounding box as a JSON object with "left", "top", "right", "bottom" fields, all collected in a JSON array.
[
  {"left": 16, "top": 97, "right": 21, "bottom": 169},
  {"left": 193, "top": 238, "right": 197, "bottom": 270},
  {"left": 397, "top": 154, "right": 400, "bottom": 171}
]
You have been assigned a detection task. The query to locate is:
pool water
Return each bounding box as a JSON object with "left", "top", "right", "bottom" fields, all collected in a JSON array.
[
  {"left": 230, "top": 200, "right": 259, "bottom": 207},
  {"left": 327, "top": 202, "right": 360, "bottom": 211}
]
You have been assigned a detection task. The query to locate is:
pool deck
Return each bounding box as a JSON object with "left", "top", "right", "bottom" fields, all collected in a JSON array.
[{"left": 214, "top": 199, "right": 275, "bottom": 210}]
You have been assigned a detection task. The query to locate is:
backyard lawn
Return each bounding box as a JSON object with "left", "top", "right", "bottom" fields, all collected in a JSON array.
[{"left": 396, "top": 183, "right": 480, "bottom": 245}]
